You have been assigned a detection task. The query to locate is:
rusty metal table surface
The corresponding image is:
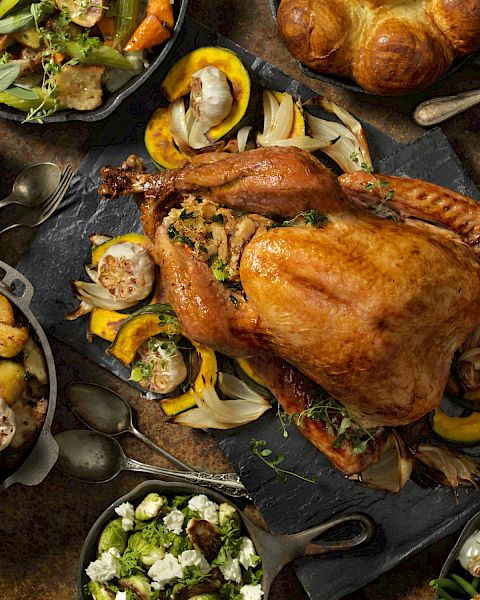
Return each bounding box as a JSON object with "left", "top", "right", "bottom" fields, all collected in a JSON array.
[{"left": 0, "top": 1, "right": 479, "bottom": 599}]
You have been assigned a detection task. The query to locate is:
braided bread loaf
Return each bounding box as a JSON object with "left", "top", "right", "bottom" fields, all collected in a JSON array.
[{"left": 277, "top": 0, "right": 480, "bottom": 95}]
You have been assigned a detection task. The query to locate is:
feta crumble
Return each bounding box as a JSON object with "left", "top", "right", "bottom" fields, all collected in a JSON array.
[
  {"left": 219, "top": 557, "right": 242, "bottom": 583},
  {"left": 114, "top": 501, "right": 135, "bottom": 531},
  {"left": 239, "top": 536, "right": 258, "bottom": 569},
  {"left": 148, "top": 553, "right": 184, "bottom": 589},
  {"left": 85, "top": 549, "right": 119, "bottom": 583},
  {"left": 240, "top": 584, "right": 264, "bottom": 600},
  {"left": 188, "top": 494, "right": 219, "bottom": 524},
  {"left": 163, "top": 508, "right": 184, "bottom": 534},
  {"left": 179, "top": 549, "right": 210, "bottom": 574}
]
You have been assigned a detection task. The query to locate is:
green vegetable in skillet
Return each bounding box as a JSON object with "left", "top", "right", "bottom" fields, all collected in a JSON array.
[
  {"left": 97, "top": 518, "right": 128, "bottom": 557},
  {"left": 85, "top": 493, "right": 264, "bottom": 600}
]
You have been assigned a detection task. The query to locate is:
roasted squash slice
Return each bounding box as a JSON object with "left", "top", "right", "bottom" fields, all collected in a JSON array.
[
  {"left": 271, "top": 90, "right": 305, "bottom": 137},
  {"left": 160, "top": 342, "right": 217, "bottom": 416},
  {"left": 108, "top": 304, "right": 180, "bottom": 365},
  {"left": 145, "top": 106, "right": 187, "bottom": 170},
  {"left": 160, "top": 46, "right": 258, "bottom": 144},
  {"left": 433, "top": 407, "right": 480, "bottom": 445},
  {"left": 88, "top": 308, "right": 128, "bottom": 343},
  {"left": 90, "top": 233, "right": 152, "bottom": 267}
]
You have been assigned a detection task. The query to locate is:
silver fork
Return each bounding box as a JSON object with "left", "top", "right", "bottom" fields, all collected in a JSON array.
[{"left": 0, "top": 164, "right": 74, "bottom": 236}]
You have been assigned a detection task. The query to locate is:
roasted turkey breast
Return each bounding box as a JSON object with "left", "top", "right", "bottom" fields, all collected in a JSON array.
[{"left": 99, "top": 146, "right": 480, "bottom": 463}]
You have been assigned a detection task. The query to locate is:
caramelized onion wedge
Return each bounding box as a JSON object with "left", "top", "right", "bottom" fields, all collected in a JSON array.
[
  {"left": 359, "top": 431, "right": 413, "bottom": 493},
  {"left": 415, "top": 443, "right": 479, "bottom": 488}
]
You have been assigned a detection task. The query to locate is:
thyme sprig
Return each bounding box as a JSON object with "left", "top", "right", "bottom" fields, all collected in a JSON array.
[
  {"left": 268, "top": 209, "right": 328, "bottom": 230},
  {"left": 277, "top": 393, "right": 375, "bottom": 455},
  {"left": 250, "top": 438, "right": 316, "bottom": 484},
  {"left": 350, "top": 152, "right": 400, "bottom": 220}
]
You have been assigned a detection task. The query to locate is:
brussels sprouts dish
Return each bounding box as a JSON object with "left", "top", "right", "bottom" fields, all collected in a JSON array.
[{"left": 85, "top": 492, "right": 264, "bottom": 600}]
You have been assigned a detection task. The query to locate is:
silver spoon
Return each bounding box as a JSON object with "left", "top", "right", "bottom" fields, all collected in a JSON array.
[
  {"left": 66, "top": 382, "right": 193, "bottom": 472},
  {"left": 413, "top": 88, "right": 480, "bottom": 126},
  {"left": 0, "top": 162, "right": 62, "bottom": 210},
  {"left": 54, "top": 430, "right": 248, "bottom": 498}
]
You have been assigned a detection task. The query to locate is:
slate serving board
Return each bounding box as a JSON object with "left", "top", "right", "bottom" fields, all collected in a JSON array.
[{"left": 17, "top": 17, "right": 480, "bottom": 600}]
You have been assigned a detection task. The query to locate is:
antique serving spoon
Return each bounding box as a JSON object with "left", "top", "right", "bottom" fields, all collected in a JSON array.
[
  {"left": 0, "top": 162, "right": 61, "bottom": 210},
  {"left": 55, "top": 430, "right": 248, "bottom": 498},
  {"left": 414, "top": 88, "right": 480, "bottom": 126},
  {"left": 66, "top": 382, "right": 193, "bottom": 472}
]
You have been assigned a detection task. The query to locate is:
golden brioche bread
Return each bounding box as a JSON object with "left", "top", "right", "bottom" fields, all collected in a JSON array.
[{"left": 277, "top": 0, "right": 480, "bottom": 95}]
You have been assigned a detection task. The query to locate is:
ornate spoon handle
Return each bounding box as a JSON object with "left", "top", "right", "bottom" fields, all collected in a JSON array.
[
  {"left": 414, "top": 89, "right": 480, "bottom": 126},
  {"left": 123, "top": 457, "right": 249, "bottom": 498}
]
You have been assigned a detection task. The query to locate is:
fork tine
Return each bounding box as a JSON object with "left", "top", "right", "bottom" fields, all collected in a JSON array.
[
  {"left": 37, "top": 164, "right": 73, "bottom": 214},
  {"left": 39, "top": 166, "right": 74, "bottom": 220}
]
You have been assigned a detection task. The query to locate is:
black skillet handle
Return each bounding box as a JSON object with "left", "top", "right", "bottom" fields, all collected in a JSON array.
[{"left": 282, "top": 511, "right": 376, "bottom": 559}]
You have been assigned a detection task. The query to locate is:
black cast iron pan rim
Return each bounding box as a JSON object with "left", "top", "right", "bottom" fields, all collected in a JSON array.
[
  {"left": 267, "top": 0, "right": 479, "bottom": 96},
  {"left": 0, "top": 259, "right": 58, "bottom": 491},
  {"left": 0, "top": 0, "right": 189, "bottom": 123}
]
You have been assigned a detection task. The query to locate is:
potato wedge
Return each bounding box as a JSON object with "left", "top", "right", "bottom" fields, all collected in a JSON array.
[
  {"left": 0, "top": 294, "right": 14, "bottom": 326},
  {"left": 0, "top": 322, "right": 29, "bottom": 357},
  {"left": 0, "top": 360, "right": 26, "bottom": 406},
  {"left": 23, "top": 338, "right": 48, "bottom": 385}
]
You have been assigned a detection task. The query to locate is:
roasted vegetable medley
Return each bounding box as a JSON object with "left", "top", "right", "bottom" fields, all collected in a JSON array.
[
  {"left": 85, "top": 492, "right": 264, "bottom": 599},
  {"left": 0, "top": 292, "right": 48, "bottom": 475},
  {"left": 0, "top": 0, "right": 175, "bottom": 120}
]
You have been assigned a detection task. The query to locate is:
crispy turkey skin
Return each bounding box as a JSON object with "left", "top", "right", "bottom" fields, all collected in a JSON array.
[{"left": 99, "top": 146, "right": 480, "bottom": 469}]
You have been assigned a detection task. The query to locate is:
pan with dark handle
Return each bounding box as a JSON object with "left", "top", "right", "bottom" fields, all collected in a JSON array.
[
  {"left": 244, "top": 511, "right": 375, "bottom": 597},
  {"left": 78, "top": 480, "right": 375, "bottom": 599}
]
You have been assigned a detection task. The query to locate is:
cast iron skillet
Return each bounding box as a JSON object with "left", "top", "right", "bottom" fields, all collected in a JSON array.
[
  {"left": 78, "top": 479, "right": 375, "bottom": 599},
  {"left": 267, "top": 0, "right": 478, "bottom": 95},
  {"left": 0, "top": 260, "right": 58, "bottom": 491},
  {"left": 0, "top": 0, "right": 189, "bottom": 123}
]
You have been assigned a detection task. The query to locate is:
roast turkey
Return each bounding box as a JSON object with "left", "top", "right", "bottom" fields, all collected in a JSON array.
[{"left": 99, "top": 146, "right": 480, "bottom": 480}]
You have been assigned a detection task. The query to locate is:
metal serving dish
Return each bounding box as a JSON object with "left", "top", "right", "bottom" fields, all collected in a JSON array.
[
  {"left": 433, "top": 511, "right": 480, "bottom": 600},
  {"left": 267, "top": 0, "right": 477, "bottom": 96},
  {"left": 0, "top": 0, "right": 188, "bottom": 123},
  {"left": 0, "top": 260, "right": 58, "bottom": 491},
  {"left": 78, "top": 479, "right": 375, "bottom": 599}
]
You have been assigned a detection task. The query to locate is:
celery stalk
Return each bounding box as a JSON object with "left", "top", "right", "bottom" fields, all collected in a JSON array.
[
  {"left": 62, "top": 40, "right": 134, "bottom": 69},
  {"left": 0, "top": 87, "right": 56, "bottom": 112},
  {"left": 112, "top": 0, "right": 140, "bottom": 51},
  {"left": 0, "top": 0, "right": 20, "bottom": 19}
]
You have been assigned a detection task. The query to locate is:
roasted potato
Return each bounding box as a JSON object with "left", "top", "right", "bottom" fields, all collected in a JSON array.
[
  {"left": 0, "top": 321, "right": 29, "bottom": 358},
  {"left": 0, "top": 360, "right": 26, "bottom": 406},
  {"left": 0, "top": 294, "right": 14, "bottom": 326}
]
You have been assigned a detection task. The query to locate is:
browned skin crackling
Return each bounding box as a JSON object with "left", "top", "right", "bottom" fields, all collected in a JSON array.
[{"left": 99, "top": 146, "right": 480, "bottom": 472}]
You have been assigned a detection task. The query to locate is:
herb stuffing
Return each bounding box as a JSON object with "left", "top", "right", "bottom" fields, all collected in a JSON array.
[{"left": 84, "top": 492, "right": 264, "bottom": 600}]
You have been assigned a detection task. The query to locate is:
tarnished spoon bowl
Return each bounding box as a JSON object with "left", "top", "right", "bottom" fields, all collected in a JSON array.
[{"left": 0, "top": 163, "right": 61, "bottom": 210}]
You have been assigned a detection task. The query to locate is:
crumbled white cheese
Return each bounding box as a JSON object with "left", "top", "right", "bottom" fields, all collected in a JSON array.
[
  {"left": 179, "top": 549, "right": 210, "bottom": 574},
  {"left": 239, "top": 536, "right": 258, "bottom": 569},
  {"left": 240, "top": 584, "right": 264, "bottom": 600},
  {"left": 163, "top": 509, "right": 184, "bottom": 534},
  {"left": 219, "top": 557, "right": 242, "bottom": 583},
  {"left": 85, "top": 550, "right": 119, "bottom": 583},
  {"left": 148, "top": 553, "right": 184, "bottom": 589},
  {"left": 188, "top": 494, "right": 219, "bottom": 524},
  {"left": 115, "top": 592, "right": 127, "bottom": 600},
  {"left": 115, "top": 501, "right": 135, "bottom": 531}
]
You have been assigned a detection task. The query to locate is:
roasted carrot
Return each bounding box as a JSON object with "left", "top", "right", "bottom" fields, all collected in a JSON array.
[
  {"left": 98, "top": 15, "right": 116, "bottom": 46},
  {"left": 145, "top": 0, "right": 174, "bottom": 27},
  {"left": 124, "top": 14, "right": 170, "bottom": 51}
]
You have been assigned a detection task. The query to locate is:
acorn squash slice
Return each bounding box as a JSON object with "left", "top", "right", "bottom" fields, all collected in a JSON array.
[
  {"left": 144, "top": 106, "right": 187, "bottom": 170},
  {"left": 108, "top": 304, "right": 181, "bottom": 365},
  {"left": 433, "top": 408, "right": 480, "bottom": 445},
  {"left": 90, "top": 233, "right": 152, "bottom": 267},
  {"left": 160, "top": 342, "right": 217, "bottom": 416},
  {"left": 88, "top": 308, "right": 128, "bottom": 343},
  {"left": 160, "top": 46, "right": 258, "bottom": 144}
]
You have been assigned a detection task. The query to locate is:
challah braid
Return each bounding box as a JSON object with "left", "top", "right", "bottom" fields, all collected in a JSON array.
[{"left": 277, "top": 0, "right": 480, "bottom": 95}]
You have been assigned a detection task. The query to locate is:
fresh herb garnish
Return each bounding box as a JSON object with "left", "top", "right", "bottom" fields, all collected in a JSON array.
[
  {"left": 350, "top": 152, "right": 398, "bottom": 219},
  {"left": 179, "top": 209, "right": 195, "bottom": 220},
  {"left": 250, "top": 438, "right": 316, "bottom": 484},
  {"left": 268, "top": 210, "right": 328, "bottom": 230},
  {"left": 212, "top": 213, "right": 224, "bottom": 224}
]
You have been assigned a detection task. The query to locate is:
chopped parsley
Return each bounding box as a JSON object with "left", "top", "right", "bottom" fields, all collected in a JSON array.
[{"left": 167, "top": 225, "right": 195, "bottom": 250}]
